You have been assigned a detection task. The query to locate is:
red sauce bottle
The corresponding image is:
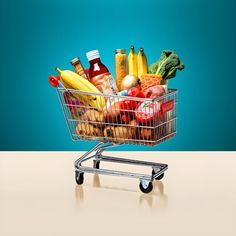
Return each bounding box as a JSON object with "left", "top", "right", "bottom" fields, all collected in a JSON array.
[{"left": 86, "top": 50, "right": 118, "bottom": 95}]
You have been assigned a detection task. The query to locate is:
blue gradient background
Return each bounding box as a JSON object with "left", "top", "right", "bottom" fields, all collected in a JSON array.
[{"left": 0, "top": 0, "right": 235, "bottom": 151}]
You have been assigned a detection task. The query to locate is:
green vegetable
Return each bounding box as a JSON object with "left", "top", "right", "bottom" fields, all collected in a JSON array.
[{"left": 148, "top": 50, "right": 184, "bottom": 80}]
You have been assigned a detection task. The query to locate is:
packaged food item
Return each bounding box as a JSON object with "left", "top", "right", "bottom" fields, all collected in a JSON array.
[
  {"left": 135, "top": 101, "right": 161, "bottom": 123},
  {"left": 70, "top": 57, "right": 88, "bottom": 80},
  {"left": 140, "top": 74, "right": 162, "bottom": 91},
  {"left": 86, "top": 50, "right": 118, "bottom": 95},
  {"left": 115, "top": 49, "right": 127, "bottom": 91}
]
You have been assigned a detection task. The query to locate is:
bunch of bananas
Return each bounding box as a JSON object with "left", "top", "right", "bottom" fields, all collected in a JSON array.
[
  {"left": 56, "top": 68, "right": 105, "bottom": 109},
  {"left": 128, "top": 46, "right": 148, "bottom": 78}
]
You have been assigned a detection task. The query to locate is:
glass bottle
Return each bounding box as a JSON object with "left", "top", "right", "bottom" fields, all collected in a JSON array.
[
  {"left": 70, "top": 57, "right": 88, "bottom": 80},
  {"left": 115, "top": 49, "right": 127, "bottom": 91},
  {"left": 86, "top": 50, "right": 118, "bottom": 95}
]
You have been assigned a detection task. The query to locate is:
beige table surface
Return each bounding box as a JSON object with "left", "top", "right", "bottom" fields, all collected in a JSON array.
[{"left": 0, "top": 151, "right": 236, "bottom": 236}]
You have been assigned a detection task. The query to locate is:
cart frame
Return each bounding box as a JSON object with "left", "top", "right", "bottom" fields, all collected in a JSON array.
[
  {"left": 49, "top": 75, "right": 177, "bottom": 193},
  {"left": 74, "top": 141, "right": 168, "bottom": 193}
]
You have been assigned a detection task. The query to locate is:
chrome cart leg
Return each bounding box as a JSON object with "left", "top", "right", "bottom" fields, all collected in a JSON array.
[
  {"left": 74, "top": 142, "right": 168, "bottom": 194},
  {"left": 74, "top": 142, "right": 104, "bottom": 169},
  {"left": 95, "top": 142, "right": 121, "bottom": 157},
  {"left": 75, "top": 142, "right": 105, "bottom": 185},
  {"left": 93, "top": 142, "right": 122, "bottom": 169}
]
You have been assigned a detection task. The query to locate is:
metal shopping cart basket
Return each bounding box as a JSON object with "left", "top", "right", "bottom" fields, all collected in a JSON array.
[{"left": 49, "top": 76, "right": 178, "bottom": 193}]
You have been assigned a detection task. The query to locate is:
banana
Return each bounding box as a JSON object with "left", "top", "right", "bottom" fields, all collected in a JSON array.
[
  {"left": 137, "top": 48, "right": 148, "bottom": 78},
  {"left": 61, "top": 80, "right": 95, "bottom": 107},
  {"left": 128, "top": 46, "right": 138, "bottom": 77},
  {"left": 59, "top": 72, "right": 97, "bottom": 107},
  {"left": 56, "top": 68, "right": 105, "bottom": 109}
]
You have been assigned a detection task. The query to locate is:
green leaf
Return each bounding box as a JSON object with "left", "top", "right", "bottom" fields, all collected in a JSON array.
[{"left": 148, "top": 50, "right": 185, "bottom": 80}]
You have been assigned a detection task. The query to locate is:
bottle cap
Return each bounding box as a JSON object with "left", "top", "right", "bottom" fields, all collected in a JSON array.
[
  {"left": 86, "top": 50, "right": 100, "bottom": 61},
  {"left": 70, "top": 57, "right": 80, "bottom": 65},
  {"left": 115, "top": 49, "right": 126, "bottom": 54}
]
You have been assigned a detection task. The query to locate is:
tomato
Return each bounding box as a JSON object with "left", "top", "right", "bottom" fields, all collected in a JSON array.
[
  {"left": 120, "top": 87, "right": 145, "bottom": 113},
  {"left": 121, "top": 114, "right": 130, "bottom": 124},
  {"left": 127, "top": 87, "right": 145, "bottom": 98},
  {"left": 120, "top": 100, "right": 137, "bottom": 111}
]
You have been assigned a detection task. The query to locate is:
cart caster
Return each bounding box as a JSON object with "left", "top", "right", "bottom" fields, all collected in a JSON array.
[
  {"left": 152, "top": 170, "right": 164, "bottom": 180},
  {"left": 139, "top": 181, "right": 153, "bottom": 194},
  {"left": 93, "top": 160, "right": 100, "bottom": 169},
  {"left": 75, "top": 172, "right": 84, "bottom": 185}
]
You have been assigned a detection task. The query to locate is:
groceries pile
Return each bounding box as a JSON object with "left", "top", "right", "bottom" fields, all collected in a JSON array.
[{"left": 49, "top": 46, "right": 184, "bottom": 144}]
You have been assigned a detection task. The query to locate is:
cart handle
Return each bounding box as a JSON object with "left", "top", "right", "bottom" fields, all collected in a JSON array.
[{"left": 49, "top": 75, "right": 60, "bottom": 87}]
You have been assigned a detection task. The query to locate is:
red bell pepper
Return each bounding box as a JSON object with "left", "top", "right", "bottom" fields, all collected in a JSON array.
[
  {"left": 120, "top": 87, "right": 145, "bottom": 112},
  {"left": 127, "top": 87, "right": 145, "bottom": 98},
  {"left": 120, "top": 99, "right": 137, "bottom": 111}
]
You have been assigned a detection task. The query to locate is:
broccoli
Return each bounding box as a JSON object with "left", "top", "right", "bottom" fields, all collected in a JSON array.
[{"left": 148, "top": 50, "right": 184, "bottom": 80}]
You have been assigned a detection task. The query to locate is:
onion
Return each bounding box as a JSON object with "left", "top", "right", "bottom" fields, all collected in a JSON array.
[{"left": 120, "top": 75, "right": 140, "bottom": 90}]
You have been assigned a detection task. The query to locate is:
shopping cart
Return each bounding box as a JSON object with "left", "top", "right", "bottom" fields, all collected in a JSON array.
[{"left": 49, "top": 76, "right": 178, "bottom": 193}]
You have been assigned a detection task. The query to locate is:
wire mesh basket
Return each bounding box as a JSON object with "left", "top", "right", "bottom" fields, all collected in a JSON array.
[{"left": 56, "top": 85, "right": 177, "bottom": 146}]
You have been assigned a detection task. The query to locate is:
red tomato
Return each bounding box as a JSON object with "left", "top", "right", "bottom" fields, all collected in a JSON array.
[
  {"left": 120, "top": 100, "right": 137, "bottom": 111},
  {"left": 120, "top": 87, "right": 145, "bottom": 113},
  {"left": 121, "top": 114, "right": 130, "bottom": 124},
  {"left": 127, "top": 87, "right": 145, "bottom": 98}
]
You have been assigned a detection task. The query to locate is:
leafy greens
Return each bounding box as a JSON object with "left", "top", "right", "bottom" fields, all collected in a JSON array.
[{"left": 148, "top": 50, "right": 184, "bottom": 80}]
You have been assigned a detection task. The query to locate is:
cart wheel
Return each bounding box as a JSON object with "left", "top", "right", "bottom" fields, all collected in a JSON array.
[
  {"left": 152, "top": 170, "right": 164, "bottom": 180},
  {"left": 139, "top": 181, "right": 153, "bottom": 194},
  {"left": 75, "top": 172, "right": 84, "bottom": 185},
  {"left": 93, "top": 160, "right": 100, "bottom": 169}
]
